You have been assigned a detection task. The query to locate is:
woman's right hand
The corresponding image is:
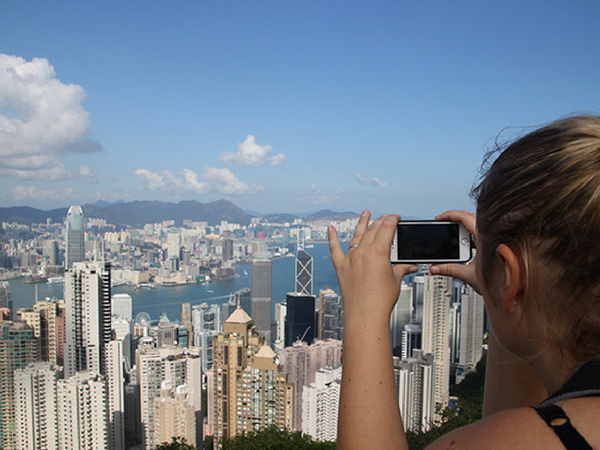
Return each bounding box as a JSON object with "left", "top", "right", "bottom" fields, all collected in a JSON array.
[{"left": 430, "top": 210, "right": 482, "bottom": 295}]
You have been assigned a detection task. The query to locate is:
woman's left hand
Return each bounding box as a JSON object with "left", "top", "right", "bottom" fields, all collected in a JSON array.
[{"left": 328, "top": 210, "right": 418, "bottom": 325}]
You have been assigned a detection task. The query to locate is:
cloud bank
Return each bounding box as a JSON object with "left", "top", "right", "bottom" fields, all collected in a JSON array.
[
  {"left": 354, "top": 172, "right": 388, "bottom": 188},
  {"left": 220, "top": 135, "right": 285, "bottom": 166},
  {"left": 134, "top": 167, "right": 264, "bottom": 196},
  {"left": 0, "top": 54, "right": 102, "bottom": 180}
]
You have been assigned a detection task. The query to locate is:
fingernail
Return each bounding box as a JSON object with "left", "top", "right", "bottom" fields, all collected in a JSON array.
[
  {"left": 409, "top": 265, "right": 418, "bottom": 273},
  {"left": 430, "top": 265, "right": 440, "bottom": 274},
  {"left": 361, "top": 210, "right": 370, "bottom": 217}
]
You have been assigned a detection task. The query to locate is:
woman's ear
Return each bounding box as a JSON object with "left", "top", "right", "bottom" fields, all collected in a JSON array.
[{"left": 495, "top": 244, "right": 526, "bottom": 313}]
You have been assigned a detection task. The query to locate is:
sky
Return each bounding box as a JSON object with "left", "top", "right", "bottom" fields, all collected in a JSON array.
[{"left": 1, "top": 0, "right": 600, "bottom": 217}]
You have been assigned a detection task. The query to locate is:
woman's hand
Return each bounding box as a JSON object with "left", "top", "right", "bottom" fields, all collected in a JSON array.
[
  {"left": 430, "top": 210, "right": 481, "bottom": 294},
  {"left": 328, "top": 210, "right": 417, "bottom": 324}
]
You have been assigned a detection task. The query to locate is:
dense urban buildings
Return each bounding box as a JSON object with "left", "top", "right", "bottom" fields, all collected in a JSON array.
[{"left": 0, "top": 205, "right": 487, "bottom": 448}]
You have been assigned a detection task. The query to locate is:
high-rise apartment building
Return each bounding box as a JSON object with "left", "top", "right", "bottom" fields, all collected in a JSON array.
[
  {"left": 458, "top": 284, "right": 484, "bottom": 372},
  {"left": 136, "top": 345, "right": 202, "bottom": 449},
  {"left": 65, "top": 205, "right": 85, "bottom": 269},
  {"left": 301, "top": 366, "right": 341, "bottom": 442},
  {"left": 112, "top": 293, "right": 132, "bottom": 321},
  {"left": 167, "top": 232, "right": 181, "bottom": 261},
  {"left": 192, "top": 302, "right": 222, "bottom": 372},
  {"left": 14, "top": 362, "right": 62, "bottom": 450},
  {"left": 284, "top": 292, "right": 315, "bottom": 348},
  {"left": 106, "top": 340, "right": 125, "bottom": 450},
  {"left": 57, "top": 371, "right": 108, "bottom": 450},
  {"left": 32, "top": 299, "right": 63, "bottom": 365},
  {"left": 64, "top": 261, "right": 112, "bottom": 378},
  {"left": 0, "top": 281, "right": 12, "bottom": 320},
  {"left": 222, "top": 231, "right": 234, "bottom": 262},
  {"left": 154, "top": 383, "right": 197, "bottom": 447},
  {"left": 295, "top": 249, "right": 313, "bottom": 295},
  {"left": 396, "top": 350, "right": 435, "bottom": 433},
  {"left": 251, "top": 260, "right": 272, "bottom": 342},
  {"left": 208, "top": 307, "right": 293, "bottom": 441},
  {"left": 422, "top": 274, "right": 452, "bottom": 414},
  {"left": 0, "top": 322, "right": 39, "bottom": 450},
  {"left": 318, "top": 289, "right": 343, "bottom": 341},
  {"left": 390, "top": 282, "right": 413, "bottom": 350}
]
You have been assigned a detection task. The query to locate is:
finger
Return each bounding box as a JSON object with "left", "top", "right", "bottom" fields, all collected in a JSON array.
[
  {"left": 392, "top": 263, "right": 419, "bottom": 281},
  {"left": 349, "top": 210, "right": 371, "bottom": 245},
  {"left": 374, "top": 214, "right": 401, "bottom": 245},
  {"left": 430, "top": 263, "right": 481, "bottom": 295},
  {"left": 436, "top": 210, "right": 478, "bottom": 246},
  {"left": 328, "top": 225, "right": 345, "bottom": 268}
]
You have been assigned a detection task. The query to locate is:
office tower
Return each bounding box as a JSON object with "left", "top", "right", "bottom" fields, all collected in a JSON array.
[
  {"left": 279, "top": 339, "right": 342, "bottom": 431},
  {"left": 318, "top": 289, "right": 344, "bottom": 341},
  {"left": 295, "top": 249, "right": 313, "bottom": 295},
  {"left": 137, "top": 345, "right": 202, "bottom": 449},
  {"left": 402, "top": 324, "right": 422, "bottom": 360},
  {"left": 458, "top": 284, "right": 484, "bottom": 372},
  {"left": 167, "top": 232, "right": 181, "bottom": 260},
  {"left": 222, "top": 231, "right": 234, "bottom": 262},
  {"left": 157, "top": 313, "right": 177, "bottom": 347},
  {"left": 209, "top": 307, "right": 293, "bottom": 441},
  {"left": 302, "top": 366, "right": 342, "bottom": 442},
  {"left": 450, "top": 301, "right": 461, "bottom": 366},
  {"left": 106, "top": 340, "right": 125, "bottom": 450},
  {"left": 396, "top": 350, "right": 435, "bottom": 433},
  {"left": 154, "top": 383, "right": 197, "bottom": 447},
  {"left": 390, "top": 282, "right": 413, "bottom": 350},
  {"left": 0, "top": 281, "right": 12, "bottom": 320},
  {"left": 33, "top": 299, "right": 61, "bottom": 364},
  {"left": 251, "top": 260, "right": 272, "bottom": 341},
  {"left": 422, "top": 274, "right": 452, "bottom": 414},
  {"left": 275, "top": 301, "right": 287, "bottom": 351},
  {"left": 17, "top": 308, "right": 41, "bottom": 338},
  {"left": 284, "top": 293, "right": 316, "bottom": 348},
  {"left": 57, "top": 372, "right": 108, "bottom": 450},
  {"left": 48, "top": 240, "right": 59, "bottom": 266},
  {"left": 192, "top": 302, "right": 222, "bottom": 372},
  {"left": 0, "top": 322, "right": 39, "bottom": 450},
  {"left": 65, "top": 205, "right": 85, "bottom": 269},
  {"left": 64, "top": 261, "right": 112, "bottom": 378},
  {"left": 413, "top": 276, "right": 425, "bottom": 323},
  {"left": 15, "top": 362, "right": 62, "bottom": 450},
  {"left": 112, "top": 293, "right": 132, "bottom": 320},
  {"left": 181, "top": 302, "right": 193, "bottom": 345}
]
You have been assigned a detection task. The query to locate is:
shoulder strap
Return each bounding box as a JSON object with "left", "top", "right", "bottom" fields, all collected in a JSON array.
[
  {"left": 538, "top": 360, "right": 600, "bottom": 407},
  {"left": 533, "top": 404, "right": 594, "bottom": 450}
]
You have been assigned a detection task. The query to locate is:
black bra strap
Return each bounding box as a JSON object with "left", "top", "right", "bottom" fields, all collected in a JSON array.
[{"left": 533, "top": 404, "right": 593, "bottom": 450}]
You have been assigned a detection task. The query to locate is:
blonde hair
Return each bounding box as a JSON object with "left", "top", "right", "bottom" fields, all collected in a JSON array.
[{"left": 472, "top": 115, "right": 600, "bottom": 363}]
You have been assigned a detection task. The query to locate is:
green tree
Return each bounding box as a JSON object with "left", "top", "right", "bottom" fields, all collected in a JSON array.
[
  {"left": 156, "top": 436, "right": 196, "bottom": 450},
  {"left": 219, "top": 426, "right": 336, "bottom": 450}
]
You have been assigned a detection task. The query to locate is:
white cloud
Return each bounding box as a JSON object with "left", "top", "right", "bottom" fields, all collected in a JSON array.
[
  {"left": 354, "top": 172, "right": 388, "bottom": 188},
  {"left": 13, "top": 185, "right": 59, "bottom": 201},
  {"left": 301, "top": 183, "right": 347, "bottom": 205},
  {"left": 0, "top": 54, "right": 102, "bottom": 180},
  {"left": 220, "top": 135, "right": 285, "bottom": 167},
  {"left": 134, "top": 167, "right": 263, "bottom": 196},
  {"left": 78, "top": 165, "right": 98, "bottom": 183}
]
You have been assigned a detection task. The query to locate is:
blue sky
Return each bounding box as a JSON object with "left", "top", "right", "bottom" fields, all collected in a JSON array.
[{"left": 1, "top": 0, "right": 599, "bottom": 216}]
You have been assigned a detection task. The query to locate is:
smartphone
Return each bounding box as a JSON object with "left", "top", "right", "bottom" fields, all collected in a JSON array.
[{"left": 390, "top": 221, "right": 472, "bottom": 264}]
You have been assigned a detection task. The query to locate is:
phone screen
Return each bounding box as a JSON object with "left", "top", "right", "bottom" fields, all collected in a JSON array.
[{"left": 396, "top": 223, "right": 460, "bottom": 260}]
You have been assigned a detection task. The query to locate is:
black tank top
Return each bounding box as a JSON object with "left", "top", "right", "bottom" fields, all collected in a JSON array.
[{"left": 533, "top": 360, "right": 600, "bottom": 450}]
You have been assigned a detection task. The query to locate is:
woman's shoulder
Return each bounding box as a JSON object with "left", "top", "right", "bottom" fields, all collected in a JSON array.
[{"left": 425, "top": 405, "right": 584, "bottom": 450}]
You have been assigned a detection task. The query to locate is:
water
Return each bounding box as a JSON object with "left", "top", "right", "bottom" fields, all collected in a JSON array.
[{"left": 9, "top": 243, "right": 342, "bottom": 322}]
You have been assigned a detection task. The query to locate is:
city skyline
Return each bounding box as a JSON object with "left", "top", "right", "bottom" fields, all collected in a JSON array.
[{"left": 2, "top": 1, "right": 600, "bottom": 217}]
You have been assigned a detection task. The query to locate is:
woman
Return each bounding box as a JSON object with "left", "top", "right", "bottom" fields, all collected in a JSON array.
[{"left": 328, "top": 116, "right": 600, "bottom": 449}]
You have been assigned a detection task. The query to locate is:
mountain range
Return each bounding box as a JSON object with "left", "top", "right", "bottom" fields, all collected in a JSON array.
[{"left": 0, "top": 200, "right": 359, "bottom": 227}]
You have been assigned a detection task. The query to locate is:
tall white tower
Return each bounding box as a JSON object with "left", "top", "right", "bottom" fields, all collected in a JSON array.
[{"left": 65, "top": 206, "right": 85, "bottom": 269}]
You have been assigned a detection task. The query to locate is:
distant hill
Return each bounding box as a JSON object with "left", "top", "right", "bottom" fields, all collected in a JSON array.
[
  {"left": 0, "top": 199, "right": 253, "bottom": 227},
  {"left": 0, "top": 201, "right": 359, "bottom": 227}
]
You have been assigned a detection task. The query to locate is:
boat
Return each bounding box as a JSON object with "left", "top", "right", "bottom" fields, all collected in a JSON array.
[{"left": 47, "top": 277, "right": 64, "bottom": 284}]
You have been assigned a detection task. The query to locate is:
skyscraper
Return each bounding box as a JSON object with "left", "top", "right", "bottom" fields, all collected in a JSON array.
[
  {"left": 284, "top": 292, "right": 315, "bottom": 348},
  {"left": 302, "top": 366, "right": 341, "bottom": 442},
  {"left": 0, "top": 321, "right": 39, "bottom": 449},
  {"left": 251, "top": 260, "right": 272, "bottom": 342},
  {"left": 65, "top": 205, "right": 85, "bottom": 269},
  {"left": 422, "top": 274, "right": 452, "bottom": 414},
  {"left": 295, "top": 249, "right": 313, "bottom": 295},
  {"left": 318, "top": 289, "right": 343, "bottom": 341},
  {"left": 15, "top": 362, "right": 62, "bottom": 450},
  {"left": 208, "top": 307, "right": 293, "bottom": 441},
  {"left": 64, "top": 261, "right": 112, "bottom": 378},
  {"left": 390, "top": 283, "right": 413, "bottom": 350},
  {"left": 396, "top": 350, "right": 435, "bottom": 433},
  {"left": 0, "top": 282, "right": 12, "bottom": 320},
  {"left": 458, "top": 284, "right": 484, "bottom": 372},
  {"left": 192, "top": 302, "right": 222, "bottom": 372}
]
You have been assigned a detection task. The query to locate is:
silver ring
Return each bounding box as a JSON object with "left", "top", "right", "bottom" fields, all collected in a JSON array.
[{"left": 349, "top": 244, "right": 359, "bottom": 249}]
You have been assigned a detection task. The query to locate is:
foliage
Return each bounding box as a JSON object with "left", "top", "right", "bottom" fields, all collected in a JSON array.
[
  {"left": 218, "top": 426, "right": 336, "bottom": 450},
  {"left": 156, "top": 436, "right": 196, "bottom": 449}
]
